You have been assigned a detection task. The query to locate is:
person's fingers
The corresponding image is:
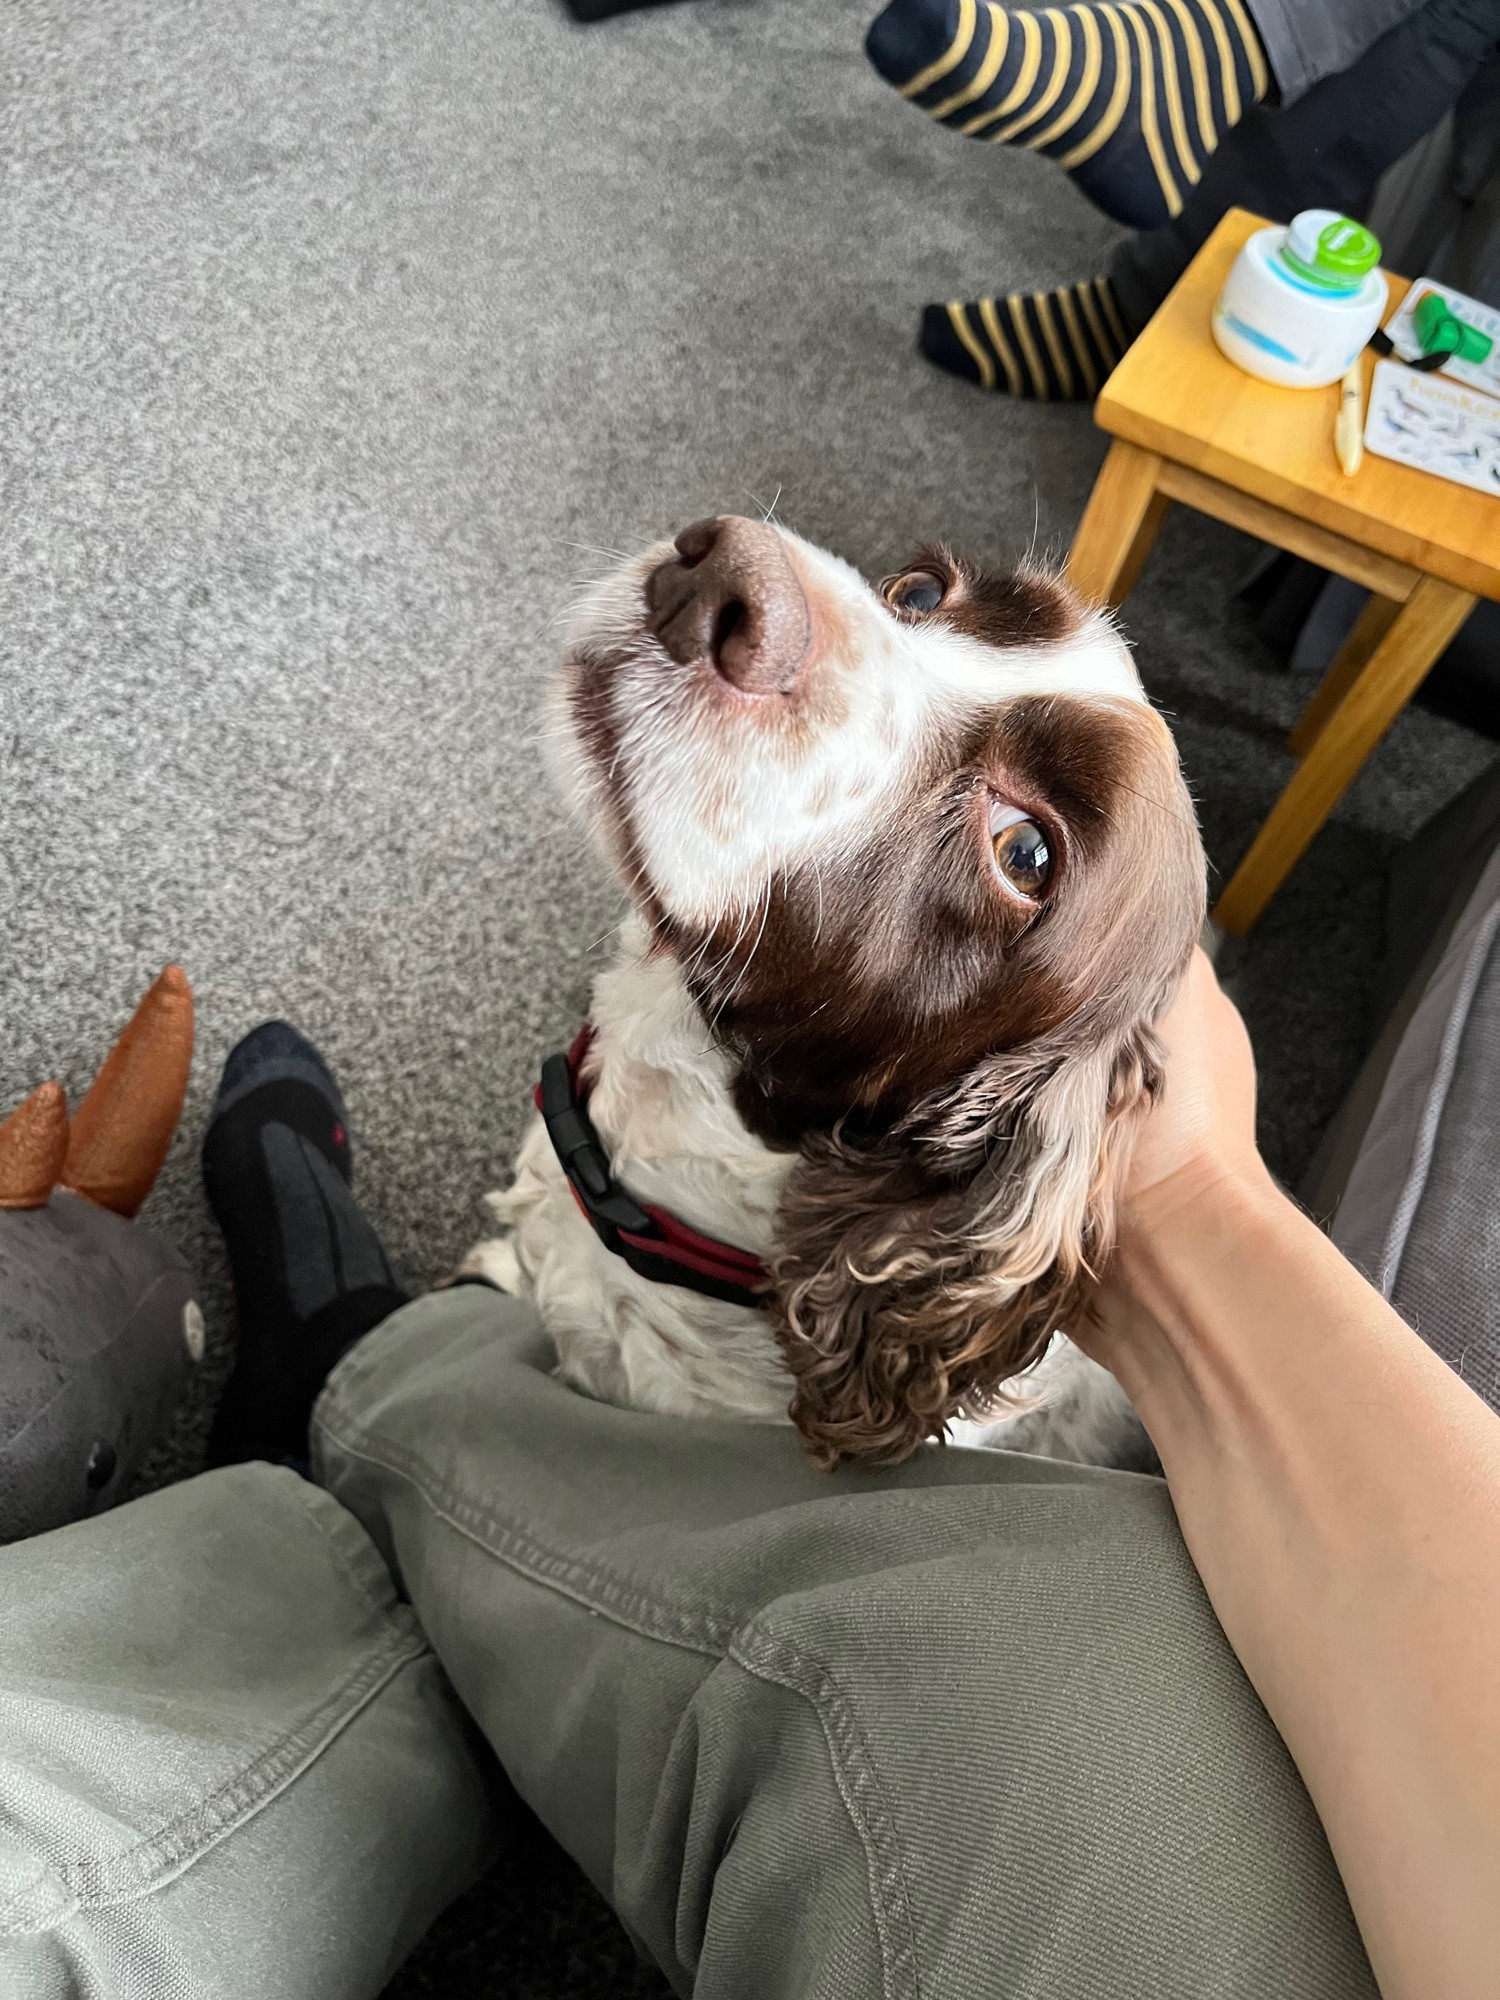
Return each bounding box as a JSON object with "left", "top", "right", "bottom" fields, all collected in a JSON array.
[{"left": 1127, "top": 950, "right": 1260, "bottom": 1203}]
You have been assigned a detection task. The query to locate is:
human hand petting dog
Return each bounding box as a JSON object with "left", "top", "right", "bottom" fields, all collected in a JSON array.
[{"left": 1080, "top": 954, "right": 1500, "bottom": 2000}]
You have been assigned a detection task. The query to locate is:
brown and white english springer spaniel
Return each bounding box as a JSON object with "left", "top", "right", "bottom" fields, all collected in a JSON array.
[{"left": 461, "top": 515, "right": 1206, "bottom": 1471}]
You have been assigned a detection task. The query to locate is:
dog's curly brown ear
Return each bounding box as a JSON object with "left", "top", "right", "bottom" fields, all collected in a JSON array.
[{"left": 769, "top": 1024, "right": 1163, "bottom": 1470}]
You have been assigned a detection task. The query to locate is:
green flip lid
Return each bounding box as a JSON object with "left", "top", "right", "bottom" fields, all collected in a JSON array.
[{"left": 1280, "top": 209, "right": 1382, "bottom": 291}]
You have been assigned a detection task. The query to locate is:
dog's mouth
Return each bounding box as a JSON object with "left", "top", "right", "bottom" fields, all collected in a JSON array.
[{"left": 642, "top": 517, "right": 813, "bottom": 698}]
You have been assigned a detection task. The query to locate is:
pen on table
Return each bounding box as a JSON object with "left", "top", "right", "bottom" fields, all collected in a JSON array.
[{"left": 1335, "top": 360, "right": 1364, "bottom": 476}]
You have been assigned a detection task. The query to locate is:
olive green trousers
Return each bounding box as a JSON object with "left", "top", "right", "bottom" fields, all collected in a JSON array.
[{"left": 0, "top": 1287, "right": 1375, "bottom": 1999}]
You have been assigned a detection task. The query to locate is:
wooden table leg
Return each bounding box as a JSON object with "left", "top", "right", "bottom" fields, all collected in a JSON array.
[
  {"left": 1213, "top": 575, "right": 1477, "bottom": 935},
  {"left": 1286, "top": 593, "right": 1403, "bottom": 759},
  {"left": 1067, "top": 441, "right": 1169, "bottom": 609}
]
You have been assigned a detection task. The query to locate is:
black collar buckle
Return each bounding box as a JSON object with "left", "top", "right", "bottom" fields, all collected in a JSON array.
[{"left": 537, "top": 1049, "right": 652, "bottom": 1246}]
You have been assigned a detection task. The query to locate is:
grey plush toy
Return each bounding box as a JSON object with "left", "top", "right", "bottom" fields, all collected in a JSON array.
[{"left": 0, "top": 968, "right": 202, "bottom": 1543}]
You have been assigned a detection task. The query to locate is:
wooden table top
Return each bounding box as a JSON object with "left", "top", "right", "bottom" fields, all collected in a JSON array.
[{"left": 1096, "top": 207, "right": 1500, "bottom": 600}]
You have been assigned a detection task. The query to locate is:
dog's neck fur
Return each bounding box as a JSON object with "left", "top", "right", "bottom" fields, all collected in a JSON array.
[
  {"left": 583, "top": 912, "right": 790, "bottom": 1252},
  {"left": 471, "top": 912, "right": 797, "bottom": 1421}
]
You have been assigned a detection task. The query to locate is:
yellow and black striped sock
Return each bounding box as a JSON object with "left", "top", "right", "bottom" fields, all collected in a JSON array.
[
  {"left": 920, "top": 279, "right": 1134, "bottom": 397},
  {"left": 867, "top": 0, "right": 1271, "bottom": 230}
]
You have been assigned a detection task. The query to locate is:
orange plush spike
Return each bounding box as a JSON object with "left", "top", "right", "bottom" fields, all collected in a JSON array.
[
  {"left": 62, "top": 966, "right": 195, "bottom": 1218},
  {"left": 0, "top": 1081, "right": 70, "bottom": 1210}
]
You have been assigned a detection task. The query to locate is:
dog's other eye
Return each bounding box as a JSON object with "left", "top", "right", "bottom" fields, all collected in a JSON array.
[
  {"left": 882, "top": 569, "right": 946, "bottom": 616},
  {"left": 990, "top": 805, "right": 1052, "bottom": 899}
]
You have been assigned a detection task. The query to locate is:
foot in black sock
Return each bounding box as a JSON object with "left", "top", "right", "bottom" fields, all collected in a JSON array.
[
  {"left": 867, "top": 0, "right": 1271, "bottom": 230},
  {"left": 203, "top": 1022, "right": 407, "bottom": 1466},
  {"left": 920, "top": 277, "right": 1134, "bottom": 396}
]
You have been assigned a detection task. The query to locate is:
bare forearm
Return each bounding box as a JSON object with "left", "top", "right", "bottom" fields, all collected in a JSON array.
[{"left": 1088, "top": 1170, "right": 1500, "bottom": 2000}]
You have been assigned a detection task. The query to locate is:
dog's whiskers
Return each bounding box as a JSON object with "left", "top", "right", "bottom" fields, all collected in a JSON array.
[
  {"left": 561, "top": 538, "right": 637, "bottom": 564},
  {"left": 707, "top": 868, "right": 775, "bottom": 1031}
]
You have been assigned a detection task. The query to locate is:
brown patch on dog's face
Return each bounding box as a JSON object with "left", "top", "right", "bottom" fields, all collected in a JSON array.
[
  {"left": 894, "top": 544, "right": 1081, "bottom": 650},
  {"left": 667, "top": 692, "right": 1200, "bottom": 1146}
]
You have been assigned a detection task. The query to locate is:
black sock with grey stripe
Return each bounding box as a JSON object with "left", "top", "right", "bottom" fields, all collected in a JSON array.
[
  {"left": 203, "top": 1022, "right": 407, "bottom": 1467},
  {"left": 920, "top": 277, "right": 1137, "bottom": 397}
]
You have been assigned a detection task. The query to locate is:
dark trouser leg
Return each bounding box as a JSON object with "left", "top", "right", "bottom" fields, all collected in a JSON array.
[{"left": 1109, "top": 0, "right": 1500, "bottom": 336}]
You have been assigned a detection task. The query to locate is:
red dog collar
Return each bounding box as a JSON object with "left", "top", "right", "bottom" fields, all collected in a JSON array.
[{"left": 535, "top": 1027, "right": 770, "bottom": 1312}]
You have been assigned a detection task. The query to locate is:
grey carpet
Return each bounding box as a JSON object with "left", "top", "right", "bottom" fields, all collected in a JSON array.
[{"left": 1, "top": 0, "right": 1493, "bottom": 1993}]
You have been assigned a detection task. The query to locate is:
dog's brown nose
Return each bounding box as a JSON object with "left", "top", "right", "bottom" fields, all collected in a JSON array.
[{"left": 646, "top": 516, "right": 812, "bottom": 694}]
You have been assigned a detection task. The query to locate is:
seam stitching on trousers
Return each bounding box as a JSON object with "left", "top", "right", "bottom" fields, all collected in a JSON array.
[
  {"left": 324, "top": 1412, "right": 923, "bottom": 1999},
  {"left": 0, "top": 1630, "right": 429, "bottom": 1930},
  {"left": 288, "top": 1469, "right": 415, "bottom": 1622},
  {"left": 728, "top": 1626, "right": 922, "bottom": 2000},
  {"left": 321, "top": 1414, "right": 745, "bottom": 1656}
]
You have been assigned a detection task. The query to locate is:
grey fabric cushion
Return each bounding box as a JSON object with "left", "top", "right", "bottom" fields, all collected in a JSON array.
[
  {"left": 1301, "top": 760, "right": 1500, "bottom": 1225},
  {"left": 0, "top": 1191, "right": 201, "bottom": 1543},
  {"left": 1331, "top": 841, "right": 1500, "bottom": 1415}
]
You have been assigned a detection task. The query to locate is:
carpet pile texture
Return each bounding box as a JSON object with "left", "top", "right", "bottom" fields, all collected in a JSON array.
[{"left": 2, "top": 2, "right": 1491, "bottom": 1993}]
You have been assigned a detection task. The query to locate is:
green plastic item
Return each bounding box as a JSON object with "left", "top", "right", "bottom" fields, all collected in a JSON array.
[
  {"left": 1280, "top": 210, "right": 1382, "bottom": 292},
  {"left": 1412, "top": 288, "right": 1495, "bottom": 365}
]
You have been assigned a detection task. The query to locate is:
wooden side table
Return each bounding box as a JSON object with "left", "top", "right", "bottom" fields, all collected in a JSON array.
[{"left": 1066, "top": 208, "right": 1500, "bottom": 935}]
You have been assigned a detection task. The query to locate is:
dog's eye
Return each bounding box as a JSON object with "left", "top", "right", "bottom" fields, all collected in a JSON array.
[
  {"left": 990, "top": 806, "right": 1052, "bottom": 899},
  {"left": 882, "top": 569, "right": 946, "bottom": 616}
]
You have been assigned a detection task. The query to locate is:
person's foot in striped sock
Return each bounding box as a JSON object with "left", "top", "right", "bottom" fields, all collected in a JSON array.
[
  {"left": 867, "top": 0, "right": 1271, "bottom": 230},
  {"left": 920, "top": 278, "right": 1135, "bottom": 397}
]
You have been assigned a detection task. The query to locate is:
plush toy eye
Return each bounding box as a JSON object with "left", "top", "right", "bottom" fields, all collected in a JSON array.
[
  {"left": 882, "top": 569, "right": 946, "bottom": 615},
  {"left": 990, "top": 805, "right": 1052, "bottom": 899}
]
